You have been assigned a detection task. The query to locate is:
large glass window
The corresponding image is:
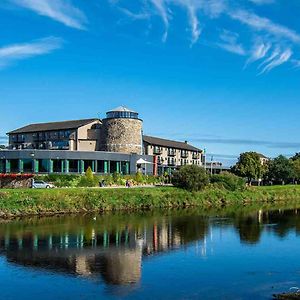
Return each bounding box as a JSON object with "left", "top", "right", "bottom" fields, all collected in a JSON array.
[
  {"left": 69, "top": 160, "right": 79, "bottom": 173},
  {"left": 23, "top": 159, "right": 33, "bottom": 173},
  {"left": 38, "top": 159, "right": 48, "bottom": 173},
  {"left": 0, "top": 160, "right": 5, "bottom": 173},
  {"left": 53, "top": 159, "right": 62, "bottom": 173},
  {"left": 110, "top": 161, "right": 118, "bottom": 173},
  {"left": 10, "top": 160, "right": 19, "bottom": 173},
  {"left": 83, "top": 160, "right": 94, "bottom": 172},
  {"left": 106, "top": 111, "right": 138, "bottom": 119},
  {"left": 97, "top": 160, "right": 105, "bottom": 173}
]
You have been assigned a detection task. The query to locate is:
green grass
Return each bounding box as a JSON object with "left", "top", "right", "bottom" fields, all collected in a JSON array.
[{"left": 1, "top": 185, "right": 300, "bottom": 218}]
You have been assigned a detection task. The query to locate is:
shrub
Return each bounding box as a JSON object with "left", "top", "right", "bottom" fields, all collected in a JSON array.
[
  {"left": 77, "top": 167, "right": 97, "bottom": 187},
  {"left": 210, "top": 172, "right": 245, "bottom": 191},
  {"left": 172, "top": 165, "right": 209, "bottom": 192}
]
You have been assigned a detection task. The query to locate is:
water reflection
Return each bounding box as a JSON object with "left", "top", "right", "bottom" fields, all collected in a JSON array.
[{"left": 0, "top": 207, "right": 300, "bottom": 288}]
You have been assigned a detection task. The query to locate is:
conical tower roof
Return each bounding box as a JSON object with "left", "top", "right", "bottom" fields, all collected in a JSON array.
[{"left": 107, "top": 106, "right": 137, "bottom": 114}]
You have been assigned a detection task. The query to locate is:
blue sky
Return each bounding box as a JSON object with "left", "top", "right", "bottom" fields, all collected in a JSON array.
[{"left": 0, "top": 0, "right": 300, "bottom": 165}]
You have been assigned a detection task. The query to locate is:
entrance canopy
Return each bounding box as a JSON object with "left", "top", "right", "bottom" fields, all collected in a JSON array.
[{"left": 136, "top": 158, "right": 153, "bottom": 164}]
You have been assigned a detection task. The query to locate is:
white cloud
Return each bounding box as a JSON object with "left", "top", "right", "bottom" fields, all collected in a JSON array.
[
  {"left": 259, "top": 48, "right": 292, "bottom": 74},
  {"left": 0, "top": 37, "right": 63, "bottom": 69},
  {"left": 246, "top": 40, "right": 271, "bottom": 66},
  {"left": 118, "top": 7, "right": 150, "bottom": 20},
  {"left": 150, "top": 0, "right": 169, "bottom": 42},
  {"left": 10, "top": 0, "right": 87, "bottom": 30},
  {"left": 229, "top": 9, "right": 300, "bottom": 44},
  {"left": 249, "top": 0, "right": 275, "bottom": 5},
  {"left": 112, "top": 0, "right": 300, "bottom": 74},
  {"left": 172, "top": 0, "right": 201, "bottom": 44},
  {"left": 217, "top": 30, "right": 246, "bottom": 56}
]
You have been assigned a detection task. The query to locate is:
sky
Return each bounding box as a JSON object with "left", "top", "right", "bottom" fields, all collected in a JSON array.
[{"left": 0, "top": 0, "right": 300, "bottom": 166}]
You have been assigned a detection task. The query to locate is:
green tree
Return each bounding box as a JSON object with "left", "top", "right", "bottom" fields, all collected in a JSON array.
[
  {"left": 172, "top": 165, "right": 209, "bottom": 192},
  {"left": 233, "top": 152, "right": 264, "bottom": 184},
  {"left": 267, "top": 155, "right": 294, "bottom": 184},
  {"left": 292, "top": 159, "right": 300, "bottom": 182},
  {"left": 291, "top": 153, "right": 300, "bottom": 161},
  {"left": 85, "top": 166, "right": 94, "bottom": 182},
  {"left": 210, "top": 172, "right": 245, "bottom": 191}
]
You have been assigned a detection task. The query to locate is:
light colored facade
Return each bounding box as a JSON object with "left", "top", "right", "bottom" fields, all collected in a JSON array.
[
  {"left": 143, "top": 135, "right": 203, "bottom": 172},
  {"left": 2, "top": 106, "right": 203, "bottom": 175},
  {"left": 8, "top": 119, "right": 101, "bottom": 152}
]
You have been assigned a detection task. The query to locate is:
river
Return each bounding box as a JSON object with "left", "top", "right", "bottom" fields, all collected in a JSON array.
[{"left": 0, "top": 205, "right": 300, "bottom": 299}]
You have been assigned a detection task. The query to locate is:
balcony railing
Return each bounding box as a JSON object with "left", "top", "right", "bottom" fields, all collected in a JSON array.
[
  {"left": 168, "top": 159, "right": 176, "bottom": 166},
  {"left": 181, "top": 151, "right": 188, "bottom": 158},
  {"left": 168, "top": 149, "right": 176, "bottom": 156},
  {"left": 153, "top": 147, "right": 162, "bottom": 155},
  {"left": 192, "top": 153, "right": 200, "bottom": 159}
]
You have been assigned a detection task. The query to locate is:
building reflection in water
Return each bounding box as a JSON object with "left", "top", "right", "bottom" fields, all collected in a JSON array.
[
  {"left": 1, "top": 208, "right": 300, "bottom": 287},
  {"left": 0, "top": 213, "right": 209, "bottom": 286}
]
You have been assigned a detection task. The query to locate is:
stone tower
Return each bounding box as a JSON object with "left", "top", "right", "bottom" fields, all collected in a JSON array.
[{"left": 100, "top": 106, "right": 143, "bottom": 154}]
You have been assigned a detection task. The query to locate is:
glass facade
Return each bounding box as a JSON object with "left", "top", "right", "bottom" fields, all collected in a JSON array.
[
  {"left": 1, "top": 158, "right": 132, "bottom": 175},
  {"left": 106, "top": 111, "right": 138, "bottom": 119}
]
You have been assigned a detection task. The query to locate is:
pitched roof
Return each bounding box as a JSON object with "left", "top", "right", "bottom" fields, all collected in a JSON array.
[
  {"left": 143, "top": 135, "right": 202, "bottom": 152},
  {"left": 7, "top": 118, "right": 100, "bottom": 134}
]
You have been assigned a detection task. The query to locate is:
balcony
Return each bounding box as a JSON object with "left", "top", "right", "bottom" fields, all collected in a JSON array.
[
  {"left": 153, "top": 147, "right": 162, "bottom": 155},
  {"left": 168, "top": 159, "right": 176, "bottom": 166},
  {"left": 181, "top": 151, "right": 188, "bottom": 158},
  {"left": 168, "top": 149, "right": 176, "bottom": 156},
  {"left": 157, "top": 157, "right": 163, "bottom": 165},
  {"left": 192, "top": 153, "right": 200, "bottom": 159}
]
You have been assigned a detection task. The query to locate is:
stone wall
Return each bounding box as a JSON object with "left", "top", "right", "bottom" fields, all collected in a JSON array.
[
  {"left": 100, "top": 118, "right": 143, "bottom": 154},
  {"left": 0, "top": 176, "right": 33, "bottom": 188}
]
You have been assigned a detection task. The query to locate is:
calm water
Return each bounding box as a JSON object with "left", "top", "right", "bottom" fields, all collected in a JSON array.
[{"left": 1, "top": 206, "right": 300, "bottom": 299}]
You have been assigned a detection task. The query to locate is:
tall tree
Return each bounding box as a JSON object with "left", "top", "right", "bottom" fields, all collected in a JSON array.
[
  {"left": 267, "top": 155, "right": 294, "bottom": 184},
  {"left": 233, "top": 152, "right": 264, "bottom": 184},
  {"left": 291, "top": 153, "right": 300, "bottom": 161}
]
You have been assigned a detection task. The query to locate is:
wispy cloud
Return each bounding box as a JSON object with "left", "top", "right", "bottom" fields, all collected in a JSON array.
[
  {"left": 259, "top": 48, "right": 292, "bottom": 74},
  {"left": 150, "top": 0, "right": 169, "bottom": 42},
  {"left": 216, "top": 30, "right": 246, "bottom": 56},
  {"left": 113, "top": 0, "right": 300, "bottom": 74},
  {"left": 246, "top": 39, "right": 271, "bottom": 66},
  {"left": 174, "top": 0, "right": 201, "bottom": 45},
  {"left": 0, "top": 37, "right": 63, "bottom": 69},
  {"left": 187, "top": 137, "right": 300, "bottom": 150},
  {"left": 248, "top": 0, "right": 275, "bottom": 5},
  {"left": 10, "top": 0, "right": 87, "bottom": 30},
  {"left": 228, "top": 9, "right": 300, "bottom": 44}
]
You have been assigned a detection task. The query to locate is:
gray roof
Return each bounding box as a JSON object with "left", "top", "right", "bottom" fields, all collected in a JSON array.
[
  {"left": 143, "top": 135, "right": 202, "bottom": 152},
  {"left": 107, "top": 106, "right": 137, "bottom": 113},
  {"left": 7, "top": 118, "right": 100, "bottom": 134}
]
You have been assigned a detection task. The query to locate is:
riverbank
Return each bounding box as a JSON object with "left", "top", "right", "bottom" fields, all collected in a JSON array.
[{"left": 1, "top": 185, "right": 300, "bottom": 218}]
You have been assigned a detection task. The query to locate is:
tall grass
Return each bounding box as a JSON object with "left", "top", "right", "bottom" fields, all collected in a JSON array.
[{"left": 1, "top": 185, "right": 300, "bottom": 218}]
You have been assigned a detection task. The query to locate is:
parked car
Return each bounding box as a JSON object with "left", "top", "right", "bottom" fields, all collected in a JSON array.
[{"left": 32, "top": 180, "right": 55, "bottom": 189}]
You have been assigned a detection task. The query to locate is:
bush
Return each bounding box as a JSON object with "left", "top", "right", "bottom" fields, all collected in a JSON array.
[
  {"left": 172, "top": 165, "right": 209, "bottom": 192},
  {"left": 210, "top": 172, "right": 245, "bottom": 191},
  {"left": 77, "top": 167, "right": 97, "bottom": 187}
]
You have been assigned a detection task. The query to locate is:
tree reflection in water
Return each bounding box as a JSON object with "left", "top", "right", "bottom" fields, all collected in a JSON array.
[{"left": 0, "top": 207, "right": 300, "bottom": 287}]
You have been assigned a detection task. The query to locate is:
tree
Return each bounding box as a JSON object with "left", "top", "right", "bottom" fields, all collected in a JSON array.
[
  {"left": 267, "top": 155, "right": 294, "bottom": 184},
  {"left": 291, "top": 153, "right": 300, "bottom": 161},
  {"left": 85, "top": 166, "right": 94, "bottom": 182},
  {"left": 0, "top": 145, "right": 6, "bottom": 149},
  {"left": 233, "top": 152, "right": 265, "bottom": 184},
  {"left": 172, "top": 165, "right": 209, "bottom": 192},
  {"left": 292, "top": 159, "right": 300, "bottom": 182}
]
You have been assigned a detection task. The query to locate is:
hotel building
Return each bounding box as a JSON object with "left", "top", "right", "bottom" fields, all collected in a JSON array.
[{"left": 0, "top": 106, "right": 203, "bottom": 175}]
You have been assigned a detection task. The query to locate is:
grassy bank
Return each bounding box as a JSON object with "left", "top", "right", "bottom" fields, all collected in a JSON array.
[{"left": 1, "top": 185, "right": 300, "bottom": 218}]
